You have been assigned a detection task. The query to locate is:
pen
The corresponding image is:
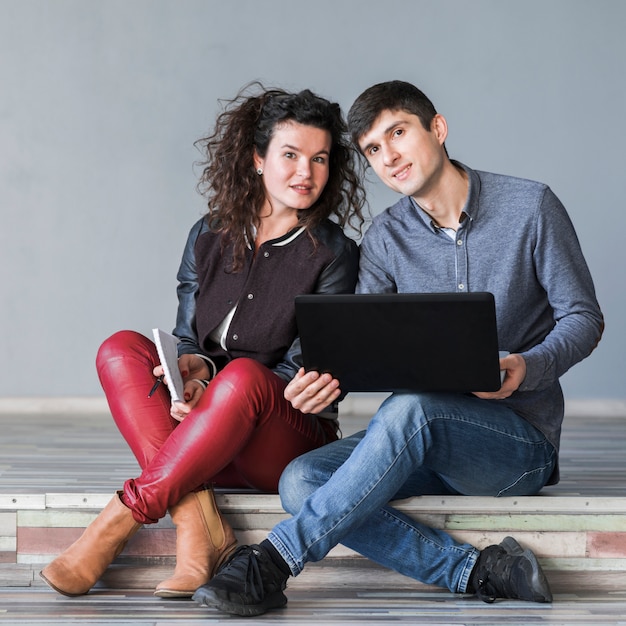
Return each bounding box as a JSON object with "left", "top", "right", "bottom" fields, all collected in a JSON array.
[{"left": 148, "top": 375, "right": 164, "bottom": 398}]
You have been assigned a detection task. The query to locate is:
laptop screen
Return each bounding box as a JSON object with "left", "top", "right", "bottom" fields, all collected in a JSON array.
[{"left": 295, "top": 292, "right": 502, "bottom": 392}]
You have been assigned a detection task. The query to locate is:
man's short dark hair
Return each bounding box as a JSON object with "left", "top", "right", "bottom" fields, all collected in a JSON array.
[{"left": 347, "top": 80, "right": 438, "bottom": 151}]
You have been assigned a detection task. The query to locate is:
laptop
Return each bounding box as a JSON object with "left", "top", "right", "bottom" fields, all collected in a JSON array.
[{"left": 295, "top": 292, "right": 502, "bottom": 393}]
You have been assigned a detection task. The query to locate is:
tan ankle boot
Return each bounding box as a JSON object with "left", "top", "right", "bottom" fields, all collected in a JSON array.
[
  {"left": 154, "top": 488, "right": 238, "bottom": 598},
  {"left": 39, "top": 491, "right": 141, "bottom": 596}
]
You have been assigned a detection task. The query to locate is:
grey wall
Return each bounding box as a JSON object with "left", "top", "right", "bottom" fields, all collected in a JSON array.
[{"left": 1, "top": 0, "right": 624, "bottom": 399}]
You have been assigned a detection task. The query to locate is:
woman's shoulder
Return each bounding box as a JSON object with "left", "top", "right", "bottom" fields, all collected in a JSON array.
[
  {"left": 311, "top": 219, "right": 359, "bottom": 256},
  {"left": 188, "top": 214, "right": 223, "bottom": 234},
  {"left": 186, "top": 214, "right": 226, "bottom": 245}
]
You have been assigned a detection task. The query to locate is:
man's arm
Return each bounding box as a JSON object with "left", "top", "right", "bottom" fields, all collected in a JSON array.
[{"left": 517, "top": 188, "right": 604, "bottom": 392}]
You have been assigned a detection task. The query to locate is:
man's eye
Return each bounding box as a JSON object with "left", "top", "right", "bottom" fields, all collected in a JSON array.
[
  {"left": 368, "top": 146, "right": 379, "bottom": 156},
  {"left": 393, "top": 128, "right": 403, "bottom": 137}
]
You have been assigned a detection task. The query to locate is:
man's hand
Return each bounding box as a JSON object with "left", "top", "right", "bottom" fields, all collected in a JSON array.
[
  {"left": 285, "top": 367, "right": 341, "bottom": 414},
  {"left": 473, "top": 353, "right": 526, "bottom": 400}
]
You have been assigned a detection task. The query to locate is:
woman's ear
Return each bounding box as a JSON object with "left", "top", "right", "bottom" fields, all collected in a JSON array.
[{"left": 253, "top": 149, "right": 264, "bottom": 173}]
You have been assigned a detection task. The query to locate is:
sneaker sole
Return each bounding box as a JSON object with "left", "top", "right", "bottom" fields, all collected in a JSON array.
[
  {"left": 499, "top": 536, "right": 553, "bottom": 603},
  {"left": 153, "top": 588, "right": 195, "bottom": 598},
  {"left": 193, "top": 586, "right": 287, "bottom": 617}
]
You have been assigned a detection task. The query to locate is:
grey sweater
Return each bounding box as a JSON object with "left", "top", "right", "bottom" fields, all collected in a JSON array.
[{"left": 357, "top": 162, "right": 603, "bottom": 480}]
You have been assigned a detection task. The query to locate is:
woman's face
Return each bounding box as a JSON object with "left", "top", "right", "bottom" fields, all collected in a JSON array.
[{"left": 254, "top": 121, "right": 332, "bottom": 215}]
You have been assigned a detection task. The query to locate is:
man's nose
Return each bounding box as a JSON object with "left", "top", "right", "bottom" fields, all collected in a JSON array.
[{"left": 381, "top": 144, "right": 399, "bottom": 166}]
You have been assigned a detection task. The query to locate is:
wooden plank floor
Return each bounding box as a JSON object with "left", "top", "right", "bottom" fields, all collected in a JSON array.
[
  {"left": 1, "top": 405, "right": 625, "bottom": 624},
  {"left": 2, "top": 569, "right": 626, "bottom": 625},
  {"left": 0, "top": 406, "right": 625, "bottom": 497}
]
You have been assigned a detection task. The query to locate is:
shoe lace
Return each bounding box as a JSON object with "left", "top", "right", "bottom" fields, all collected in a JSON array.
[
  {"left": 474, "top": 572, "right": 499, "bottom": 604},
  {"left": 217, "top": 545, "right": 266, "bottom": 601},
  {"left": 473, "top": 546, "right": 516, "bottom": 604}
]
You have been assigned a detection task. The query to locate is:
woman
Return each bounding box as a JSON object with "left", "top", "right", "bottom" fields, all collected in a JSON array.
[{"left": 40, "top": 84, "right": 365, "bottom": 598}]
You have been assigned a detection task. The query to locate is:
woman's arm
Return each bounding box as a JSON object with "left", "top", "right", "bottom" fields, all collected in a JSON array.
[{"left": 173, "top": 218, "right": 208, "bottom": 356}]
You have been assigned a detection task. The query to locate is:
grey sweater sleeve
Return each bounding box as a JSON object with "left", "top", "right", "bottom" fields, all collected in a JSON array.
[{"left": 516, "top": 187, "right": 604, "bottom": 391}]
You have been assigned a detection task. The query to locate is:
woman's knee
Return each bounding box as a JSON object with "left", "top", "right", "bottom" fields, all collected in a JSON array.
[
  {"left": 218, "top": 358, "right": 270, "bottom": 387},
  {"left": 96, "top": 330, "right": 148, "bottom": 368}
]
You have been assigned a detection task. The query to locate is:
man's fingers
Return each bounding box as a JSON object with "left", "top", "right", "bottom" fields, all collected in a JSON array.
[{"left": 294, "top": 378, "right": 340, "bottom": 413}]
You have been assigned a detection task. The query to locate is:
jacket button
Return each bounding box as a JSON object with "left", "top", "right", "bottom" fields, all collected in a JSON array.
[
  {"left": 264, "top": 251, "right": 270, "bottom": 258},
  {"left": 232, "top": 334, "right": 239, "bottom": 341},
  {"left": 247, "top": 293, "right": 254, "bottom": 299}
]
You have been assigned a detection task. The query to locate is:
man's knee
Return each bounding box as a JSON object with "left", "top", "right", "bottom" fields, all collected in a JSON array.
[
  {"left": 278, "top": 453, "right": 325, "bottom": 514},
  {"left": 368, "top": 392, "right": 429, "bottom": 432}
]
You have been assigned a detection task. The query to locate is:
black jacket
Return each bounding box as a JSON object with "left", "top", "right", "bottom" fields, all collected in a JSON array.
[{"left": 173, "top": 216, "right": 359, "bottom": 383}]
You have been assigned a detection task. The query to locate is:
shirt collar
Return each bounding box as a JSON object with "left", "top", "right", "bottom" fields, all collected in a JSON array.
[{"left": 410, "top": 160, "right": 479, "bottom": 233}]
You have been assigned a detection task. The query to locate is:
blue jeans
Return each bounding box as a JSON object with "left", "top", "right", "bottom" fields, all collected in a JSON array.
[{"left": 269, "top": 392, "right": 556, "bottom": 593}]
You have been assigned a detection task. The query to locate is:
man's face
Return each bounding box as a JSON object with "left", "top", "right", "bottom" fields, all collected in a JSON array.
[{"left": 357, "top": 109, "right": 447, "bottom": 200}]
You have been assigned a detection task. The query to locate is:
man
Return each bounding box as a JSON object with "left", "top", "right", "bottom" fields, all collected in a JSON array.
[{"left": 193, "top": 80, "right": 604, "bottom": 617}]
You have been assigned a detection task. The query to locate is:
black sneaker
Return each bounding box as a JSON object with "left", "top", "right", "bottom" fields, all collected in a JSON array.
[
  {"left": 470, "top": 536, "right": 553, "bottom": 603},
  {"left": 192, "top": 544, "right": 288, "bottom": 617}
]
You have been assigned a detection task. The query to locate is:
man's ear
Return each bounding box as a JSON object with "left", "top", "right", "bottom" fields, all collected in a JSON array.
[{"left": 431, "top": 114, "right": 448, "bottom": 146}]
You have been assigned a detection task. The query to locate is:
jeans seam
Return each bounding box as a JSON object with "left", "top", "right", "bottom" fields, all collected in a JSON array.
[
  {"left": 426, "top": 411, "right": 547, "bottom": 446},
  {"left": 268, "top": 532, "right": 300, "bottom": 577},
  {"left": 496, "top": 455, "right": 556, "bottom": 496}
]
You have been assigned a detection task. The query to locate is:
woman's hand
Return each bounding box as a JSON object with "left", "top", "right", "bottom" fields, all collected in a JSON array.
[
  {"left": 285, "top": 367, "right": 341, "bottom": 414},
  {"left": 473, "top": 353, "right": 526, "bottom": 400},
  {"left": 153, "top": 354, "right": 211, "bottom": 421},
  {"left": 152, "top": 354, "right": 210, "bottom": 384},
  {"left": 177, "top": 354, "right": 210, "bottom": 381},
  {"left": 170, "top": 378, "right": 208, "bottom": 421}
]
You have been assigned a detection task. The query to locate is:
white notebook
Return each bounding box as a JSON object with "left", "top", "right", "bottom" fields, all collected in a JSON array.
[{"left": 152, "top": 328, "right": 184, "bottom": 403}]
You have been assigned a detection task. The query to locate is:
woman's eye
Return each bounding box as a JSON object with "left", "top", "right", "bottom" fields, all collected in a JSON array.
[
  {"left": 284, "top": 152, "right": 296, "bottom": 159},
  {"left": 313, "top": 156, "right": 327, "bottom": 164}
]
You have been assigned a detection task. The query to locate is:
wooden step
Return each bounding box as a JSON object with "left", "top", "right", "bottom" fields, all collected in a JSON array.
[{"left": 2, "top": 491, "right": 625, "bottom": 590}]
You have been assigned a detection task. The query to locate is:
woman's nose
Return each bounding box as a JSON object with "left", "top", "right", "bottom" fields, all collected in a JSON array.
[{"left": 297, "top": 158, "right": 312, "bottom": 178}]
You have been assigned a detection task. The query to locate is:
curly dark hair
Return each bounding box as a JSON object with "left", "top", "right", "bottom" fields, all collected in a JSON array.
[{"left": 195, "top": 82, "right": 366, "bottom": 270}]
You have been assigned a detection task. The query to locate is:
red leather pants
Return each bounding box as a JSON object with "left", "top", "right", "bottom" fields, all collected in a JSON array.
[{"left": 96, "top": 330, "right": 338, "bottom": 524}]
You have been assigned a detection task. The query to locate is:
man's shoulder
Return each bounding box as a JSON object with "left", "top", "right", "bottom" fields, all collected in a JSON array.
[
  {"left": 463, "top": 164, "right": 558, "bottom": 218},
  {"left": 473, "top": 167, "right": 550, "bottom": 197},
  {"left": 369, "top": 195, "right": 414, "bottom": 227}
]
